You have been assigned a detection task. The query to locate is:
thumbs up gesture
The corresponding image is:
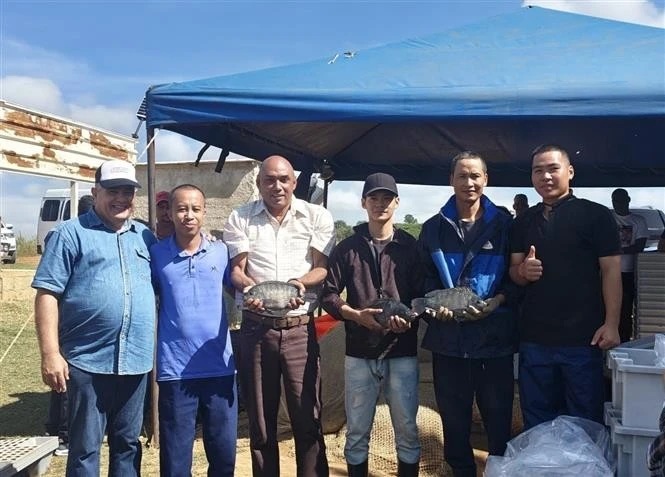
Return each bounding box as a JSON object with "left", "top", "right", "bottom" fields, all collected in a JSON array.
[{"left": 520, "top": 245, "right": 543, "bottom": 282}]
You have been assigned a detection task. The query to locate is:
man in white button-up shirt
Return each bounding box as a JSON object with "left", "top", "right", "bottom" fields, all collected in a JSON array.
[{"left": 224, "top": 155, "right": 335, "bottom": 477}]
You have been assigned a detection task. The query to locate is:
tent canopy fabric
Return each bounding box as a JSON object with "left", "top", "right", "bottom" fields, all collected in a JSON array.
[{"left": 146, "top": 6, "right": 665, "bottom": 187}]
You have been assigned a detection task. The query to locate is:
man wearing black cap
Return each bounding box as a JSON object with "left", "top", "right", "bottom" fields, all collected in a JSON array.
[
  {"left": 33, "top": 159, "right": 157, "bottom": 477},
  {"left": 322, "top": 172, "right": 422, "bottom": 477},
  {"left": 418, "top": 151, "right": 517, "bottom": 477}
]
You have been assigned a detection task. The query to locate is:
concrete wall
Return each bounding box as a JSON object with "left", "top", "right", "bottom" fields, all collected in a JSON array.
[{"left": 134, "top": 159, "right": 260, "bottom": 236}]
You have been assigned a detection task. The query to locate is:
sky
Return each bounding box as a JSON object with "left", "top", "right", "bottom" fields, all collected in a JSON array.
[{"left": 1, "top": 0, "right": 664, "bottom": 236}]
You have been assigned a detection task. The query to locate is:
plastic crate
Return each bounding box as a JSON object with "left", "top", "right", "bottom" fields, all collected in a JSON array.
[
  {"left": 607, "top": 348, "right": 665, "bottom": 430},
  {"left": 605, "top": 403, "right": 660, "bottom": 477},
  {"left": 0, "top": 437, "right": 58, "bottom": 477}
]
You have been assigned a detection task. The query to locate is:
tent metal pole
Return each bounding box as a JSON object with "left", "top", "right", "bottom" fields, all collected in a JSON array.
[
  {"left": 145, "top": 125, "right": 160, "bottom": 449},
  {"left": 323, "top": 179, "right": 329, "bottom": 208},
  {"left": 147, "top": 127, "right": 157, "bottom": 231}
]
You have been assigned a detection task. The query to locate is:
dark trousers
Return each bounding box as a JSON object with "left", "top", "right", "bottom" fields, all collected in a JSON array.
[
  {"left": 238, "top": 314, "right": 329, "bottom": 477},
  {"left": 46, "top": 390, "right": 68, "bottom": 442},
  {"left": 519, "top": 342, "right": 604, "bottom": 430},
  {"left": 158, "top": 376, "right": 237, "bottom": 477},
  {"left": 619, "top": 272, "right": 636, "bottom": 343},
  {"left": 432, "top": 354, "right": 514, "bottom": 477},
  {"left": 66, "top": 366, "right": 147, "bottom": 477}
]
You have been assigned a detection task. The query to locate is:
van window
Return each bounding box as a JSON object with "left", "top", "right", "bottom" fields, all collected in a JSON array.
[
  {"left": 40, "top": 200, "right": 61, "bottom": 221},
  {"left": 63, "top": 200, "right": 71, "bottom": 221}
]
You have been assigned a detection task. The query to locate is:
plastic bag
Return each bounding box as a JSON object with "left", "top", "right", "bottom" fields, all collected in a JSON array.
[
  {"left": 484, "top": 415, "right": 615, "bottom": 477},
  {"left": 654, "top": 334, "right": 665, "bottom": 367}
]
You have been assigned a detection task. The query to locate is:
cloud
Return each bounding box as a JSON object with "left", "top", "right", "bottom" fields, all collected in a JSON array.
[
  {"left": 1, "top": 76, "right": 66, "bottom": 115},
  {"left": 2, "top": 75, "right": 138, "bottom": 135},
  {"left": 523, "top": 0, "right": 665, "bottom": 28}
]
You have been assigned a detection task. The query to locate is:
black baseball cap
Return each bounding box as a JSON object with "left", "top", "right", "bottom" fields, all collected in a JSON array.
[{"left": 362, "top": 173, "right": 398, "bottom": 198}]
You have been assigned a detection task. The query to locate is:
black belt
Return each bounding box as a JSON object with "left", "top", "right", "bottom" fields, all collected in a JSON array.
[{"left": 244, "top": 312, "right": 311, "bottom": 330}]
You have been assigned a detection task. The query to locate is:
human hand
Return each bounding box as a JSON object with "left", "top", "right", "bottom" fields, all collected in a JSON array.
[
  {"left": 461, "top": 296, "right": 500, "bottom": 320},
  {"left": 519, "top": 246, "right": 543, "bottom": 282},
  {"left": 286, "top": 279, "right": 306, "bottom": 309},
  {"left": 387, "top": 315, "right": 411, "bottom": 333},
  {"left": 41, "top": 352, "right": 69, "bottom": 393},
  {"left": 424, "top": 306, "right": 454, "bottom": 320},
  {"left": 242, "top": 285, "right": 265, "bottom": 312},
  {"left": 353, "top": 308, "right": 386, "bottom": 332},
  {"left": 591, "top": 323, "right": 620, "bottom": 350}
]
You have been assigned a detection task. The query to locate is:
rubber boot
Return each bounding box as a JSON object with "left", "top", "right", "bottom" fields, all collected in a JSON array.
[
  {"left": 397, "top": 460, "right": 419, "bottom": 477},
  {"left": 347, "top": 460, "right": 368, "bottom": 477}
]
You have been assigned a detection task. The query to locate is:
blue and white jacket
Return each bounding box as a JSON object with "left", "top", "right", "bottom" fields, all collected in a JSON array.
[{"left": 418, "top": 194, "right": 518, "bottom": 358}]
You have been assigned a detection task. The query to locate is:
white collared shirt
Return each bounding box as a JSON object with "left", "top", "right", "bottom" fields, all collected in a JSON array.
[{"left": 223, "top": 197, "right": 335, "bottom": 315}]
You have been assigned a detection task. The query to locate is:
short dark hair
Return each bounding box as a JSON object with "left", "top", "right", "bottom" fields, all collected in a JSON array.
[
  {"left": 450, "top": 151, "right": 487, "bottom": 175},
  {"left": 612, "top": 188, "right": 629, "bottom": 200},
  {"left": 169, "top": 184, "right": 206, "bottom": 202},
  {"left": 514, "top": 193, "right": 528, "bottom": 203},
  {"left": 531, "top": 144, "right": 570, "bottom": 163},
  {"left": 77, "top": 195, "right": 94, "bottom": 216}
]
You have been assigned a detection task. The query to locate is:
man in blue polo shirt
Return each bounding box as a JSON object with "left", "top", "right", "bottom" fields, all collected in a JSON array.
[
  {"left": 33, "top": 160, "right": 156, "bottom": 476},
  {"left": 509, "top": 144, "right": 621, "bottom": 429},
  {"left": 150, "top": 184, "right": 237, "bottom": 477}
]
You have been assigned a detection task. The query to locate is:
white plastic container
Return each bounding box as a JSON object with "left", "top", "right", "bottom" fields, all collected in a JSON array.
[
  {"left": 0, "top": 436, "right": 58, "bottom": 477},
  {"left": 607, "top": 348, "right": 665, "bottom": 430},
  {"left": 605, "top": 403, "right": 660, "bottom": 477}
]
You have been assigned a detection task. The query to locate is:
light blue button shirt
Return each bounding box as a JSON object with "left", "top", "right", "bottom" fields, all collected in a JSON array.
[{"left": 32, "top": 209, "right": 157, "bottom": 375}]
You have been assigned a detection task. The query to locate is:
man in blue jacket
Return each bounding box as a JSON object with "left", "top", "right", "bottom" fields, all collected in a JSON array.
[{"left": 418, "top": 151, "right": 517, "bottom": 477}]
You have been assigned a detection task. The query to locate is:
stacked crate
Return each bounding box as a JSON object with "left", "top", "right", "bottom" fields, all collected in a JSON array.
[
  {"left": 606, "top": 348, "right": 665, "bottom": 476},
  {"left": 635, "top": 253, "right": 665, "bottom": 339}
]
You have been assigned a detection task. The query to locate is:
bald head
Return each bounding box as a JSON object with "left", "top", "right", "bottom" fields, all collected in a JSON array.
[{"left": 257, "top": 155, "right": 297, "bottom": 217}]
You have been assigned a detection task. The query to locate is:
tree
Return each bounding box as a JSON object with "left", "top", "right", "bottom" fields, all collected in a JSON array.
[
  {"left": 404, "top": 214, "right": 417, "bottom": 224},
  {"left": 334, "top": 220, "right": 353, "bottom": 242}
]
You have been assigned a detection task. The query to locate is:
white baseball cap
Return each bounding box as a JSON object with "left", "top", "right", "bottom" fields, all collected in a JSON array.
[{"left": 95, "top": 160, "right": 141, "bottom": 189}]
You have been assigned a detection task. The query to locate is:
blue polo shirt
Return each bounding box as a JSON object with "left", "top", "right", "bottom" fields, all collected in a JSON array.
[
  {"left": 150, "top": 235, "right": 235, "bottom": 381},
  {"left": 32, "top": 210, "right": 157, "bottom": 375}
]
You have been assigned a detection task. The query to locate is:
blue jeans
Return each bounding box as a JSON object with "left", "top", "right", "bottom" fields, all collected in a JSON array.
[
  {"left": 519, "top": 342, "right": 605, "bottom": 430},
  {"left": 158, "top": 375, "right": 238, "bottom": 477},
  {"left": 344, "top": 356, "right": 420, "bottom": 465},
  {"left": 66, "top": 366, "right": 147, "bottom": 477}
]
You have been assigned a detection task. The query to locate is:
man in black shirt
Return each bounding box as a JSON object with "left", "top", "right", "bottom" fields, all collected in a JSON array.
[{"left": 509, "top": 144, "right": 621, "bottom": 429}]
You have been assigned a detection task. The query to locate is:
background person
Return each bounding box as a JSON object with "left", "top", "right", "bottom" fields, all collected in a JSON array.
[
  {"left": 32, "top": 160, "right": 156, "bottom": 476},
  {"left": 151, "top": 184, "right": 237, "bottom": 476},
  {"left": 611, "top": 188, "right": 647, "bottom": 343},
  {"left": 513, "top": 193, "right": 529, "bottom": 217},
  {"left": 322, "top": 173, "right": 421, "bottom": 477},
  {"left": 156, "top": 190, "right": 175, "bottom": 240},
  {"left": 418, "top": 151, "right": 517, "bottom": 477},
  {"left": 223, "top": 155, "right": 334, "bottom": 477},
  {"left": 509, "top": 144, "right": 621, "bottom": 429}
]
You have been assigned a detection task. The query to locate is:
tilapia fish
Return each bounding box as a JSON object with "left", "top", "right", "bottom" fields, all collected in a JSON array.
[
  {"left": 244, "top": 281, "right": 312, "bottom": 316},
  {"left": 369, "top": 298, "right": 418, "bottom": 328},
  {"left": 411, "top": 287, "right": 487, "bottom": 321}
]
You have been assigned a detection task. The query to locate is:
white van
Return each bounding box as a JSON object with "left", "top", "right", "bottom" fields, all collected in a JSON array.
[{"left": 37, "top": 188, "right": 92, "bottom": 254}]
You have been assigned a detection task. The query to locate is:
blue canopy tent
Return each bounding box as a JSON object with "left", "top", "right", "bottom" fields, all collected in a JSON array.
[{"left": 145, "top": 6, "right": 665, "bottom": 188}]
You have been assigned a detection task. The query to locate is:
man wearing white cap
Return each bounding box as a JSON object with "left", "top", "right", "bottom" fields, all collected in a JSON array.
[{"left": 33, "top": 159, "right": 157, "bottom": 477}]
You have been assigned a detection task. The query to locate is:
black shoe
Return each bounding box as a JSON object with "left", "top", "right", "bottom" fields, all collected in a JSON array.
[
  {"left": 347, "top": 461, "right": 368, "bottom": 477},
  {"left": 398, "top": 460, "right": 419, "bottom": 477}
]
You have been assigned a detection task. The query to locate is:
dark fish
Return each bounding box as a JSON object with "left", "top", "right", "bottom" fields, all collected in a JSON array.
[
  {"left": 244, "top": 281, "right": 314, "bottom": 316},
  {"left": 411, "top": 287, "right": 487, "bottom": 321},
  {"left": 370, "top": 298, "right": 417, "bottom": 328}
]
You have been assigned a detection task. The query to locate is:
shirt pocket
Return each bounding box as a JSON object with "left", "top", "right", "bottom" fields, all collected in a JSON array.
[{"left": 135, "top": 248, "right": 152, "bottom": 281}]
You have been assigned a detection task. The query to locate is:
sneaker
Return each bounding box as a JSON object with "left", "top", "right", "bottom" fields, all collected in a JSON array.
[{"left": 54, "top": 442, "right": 69, "bottom": 457}]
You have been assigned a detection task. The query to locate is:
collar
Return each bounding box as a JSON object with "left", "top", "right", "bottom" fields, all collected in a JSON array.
[
  {"left": 353, "top": 222, "right": 408, "bottom": 245},
  {"left": 167, "top": 233, "right": 209, "bottom": 258},
  {"left": 86, "top": 208, "right": 135, "bottom": 233},
  {"left": 252, "top": 197, "right": 309, "bottom": 220},
  {"left": 537, "top": 193, "right": 576, "bottom": 211},
  {"left": 440, "top": 194, "right": 499, "bottom": 223}
]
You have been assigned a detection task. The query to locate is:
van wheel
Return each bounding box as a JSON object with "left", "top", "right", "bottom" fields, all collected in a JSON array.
[{"left": 7, "top": 252, "right": 16, "bottom": 264}]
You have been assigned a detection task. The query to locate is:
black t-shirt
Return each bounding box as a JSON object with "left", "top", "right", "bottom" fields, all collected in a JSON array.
[{"left": 509, "top": 195, "right": 621, "bottom": 346}]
